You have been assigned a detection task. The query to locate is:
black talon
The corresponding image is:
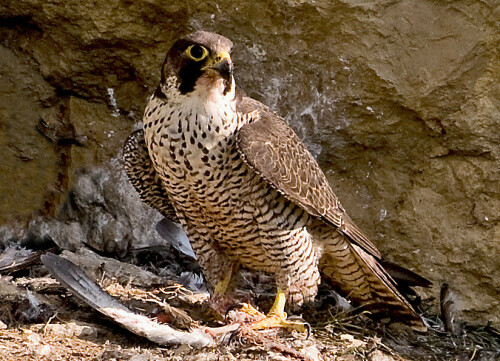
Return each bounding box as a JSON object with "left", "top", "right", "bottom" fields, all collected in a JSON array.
[
  {"left": 305, "top": 322, "right": 311, "bottom": 339},
  {"left": 287, "top": 315, "right": 311, "bottom": 338},
  {"left": 226, "top": 326, "right": 241, "bottom": 345}
]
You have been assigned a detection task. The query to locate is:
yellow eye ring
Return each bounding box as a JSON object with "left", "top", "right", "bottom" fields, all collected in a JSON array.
[{"left": 186, "top": 45, "right": 209, "bottom": 61}]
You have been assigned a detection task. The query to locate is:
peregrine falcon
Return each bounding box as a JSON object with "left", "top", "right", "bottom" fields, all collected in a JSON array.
[{"left": 124, "top": 31, "right": 429, "bottom": 331}]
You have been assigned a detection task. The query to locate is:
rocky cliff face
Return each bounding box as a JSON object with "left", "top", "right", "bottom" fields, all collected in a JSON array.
[{"left": 0, "top": 0, "right": 498, "bottom": 325}]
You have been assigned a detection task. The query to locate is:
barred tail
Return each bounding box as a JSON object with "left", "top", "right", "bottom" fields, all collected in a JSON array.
[{"left": 317, "top": 229, "right": 427, "bottom": 331}]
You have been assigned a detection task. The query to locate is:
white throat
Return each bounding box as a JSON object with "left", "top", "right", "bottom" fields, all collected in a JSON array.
[
  {"left": 144, "top": 75, "right": 241, "bottom": 159},
  {"left": 154, "top": 76, "right": 237, "bottom": 133},
  {"left": 187, "top": 76, "right": 237, "bottom": 121}
]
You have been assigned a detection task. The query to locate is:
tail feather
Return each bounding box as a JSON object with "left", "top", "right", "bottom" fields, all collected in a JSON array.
[
  {"left": 318, "top": 230, "right": 427, "bottom": 331},
  {"left": 380, "top": 260, "right": 432, "bottom": 288}
]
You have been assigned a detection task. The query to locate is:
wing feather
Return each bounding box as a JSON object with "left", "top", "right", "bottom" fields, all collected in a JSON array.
[
  {"left": 236, "top": 97, "right": 381, "bottom": 259},
  {"left": 123, "top": 130, "right": 178, "bottom": 221}
]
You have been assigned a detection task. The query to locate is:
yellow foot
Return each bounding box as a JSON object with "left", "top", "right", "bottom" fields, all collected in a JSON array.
[
  {"left": 248, "top": 309, "right": 308, "bottom": 334},
  {"left": 234, "top": 291, "right": 309, "bottom": 335}
]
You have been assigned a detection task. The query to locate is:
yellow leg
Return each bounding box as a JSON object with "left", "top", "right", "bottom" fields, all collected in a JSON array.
[
  {"left": 267, "top": 288, "right": 287, "bottom": 318},
  {"left": 241, "top": 289, "right": 307, "bottom": 333},
  {"left": 213, "top": 271, "right": 308, "bottom": 334},
  {"left": 209, "top": 268, "right": 238, "bottom": 318},
  {"left": 214, "top": 267, "right": 233, "bottom": 295}
]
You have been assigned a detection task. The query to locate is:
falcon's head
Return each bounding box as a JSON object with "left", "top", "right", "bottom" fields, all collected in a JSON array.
[{"left": 159, "top": 31, "right": 234, "bottom": 98}]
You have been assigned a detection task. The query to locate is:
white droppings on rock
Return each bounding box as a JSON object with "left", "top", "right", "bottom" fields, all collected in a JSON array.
[
  {"left": 107, "top": 88, "right": 120, "bottom": 118},
  {"left": 380, "top": 208, "right": 387, "bottom": 221},
  {"left": 247, "top": 44, "right": 267, "bottom": 59}
]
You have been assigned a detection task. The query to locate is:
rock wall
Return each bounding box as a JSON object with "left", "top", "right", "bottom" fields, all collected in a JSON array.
[{"left": 0, "top": 0, "right": 498, "bottom": 324}]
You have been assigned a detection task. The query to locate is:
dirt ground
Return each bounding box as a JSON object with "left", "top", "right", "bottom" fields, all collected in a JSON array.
[{"left": 0, "top": 249, "right": 499, "bottom": 361}]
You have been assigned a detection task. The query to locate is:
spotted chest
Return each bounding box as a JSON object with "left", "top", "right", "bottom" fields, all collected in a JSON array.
[
  {"left": 143, "top": 94, "right": 269, "bottom": 253},
  {"left": 141, "top": 90, "right": 320, "bottom": 289}
]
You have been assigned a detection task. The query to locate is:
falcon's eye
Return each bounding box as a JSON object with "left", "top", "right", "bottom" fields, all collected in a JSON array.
[{"left": 186, "top": 45, "right": 209, "bottom": 61}]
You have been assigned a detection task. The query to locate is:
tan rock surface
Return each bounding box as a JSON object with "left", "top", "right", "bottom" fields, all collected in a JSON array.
[{"left": 0, "top": 0, "right": 498, "bottom": 325}]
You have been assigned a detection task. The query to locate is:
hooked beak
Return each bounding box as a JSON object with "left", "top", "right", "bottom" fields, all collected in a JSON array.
[{"left": 203, "top": 51, "right": 233, "bottom": 83}]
